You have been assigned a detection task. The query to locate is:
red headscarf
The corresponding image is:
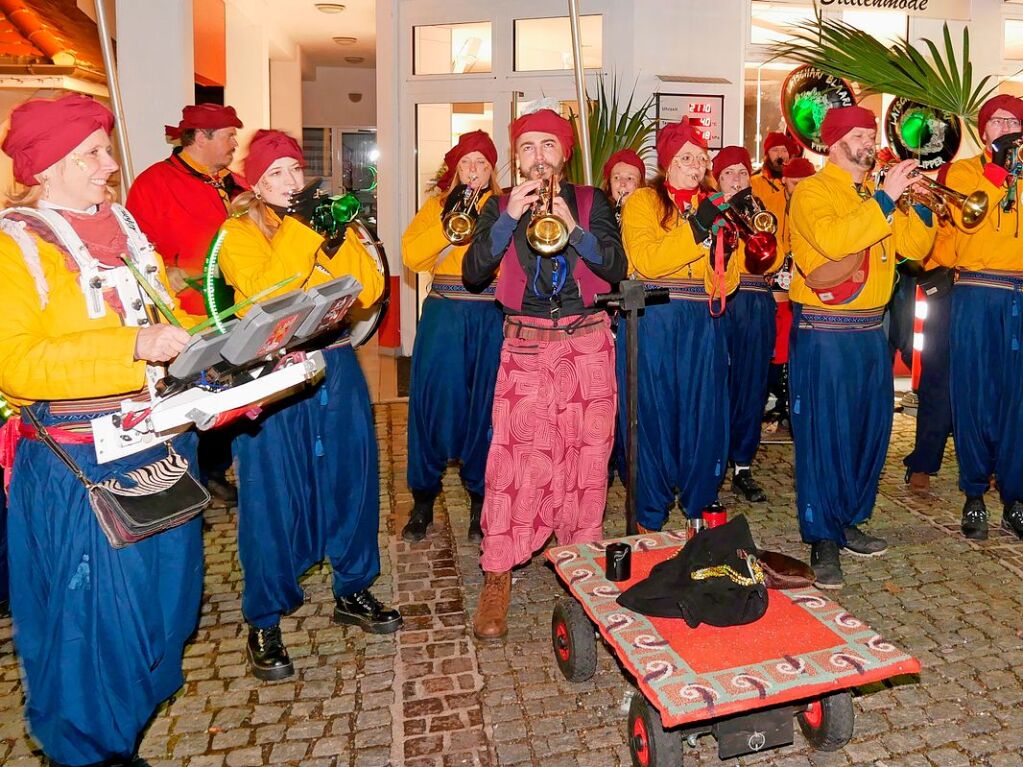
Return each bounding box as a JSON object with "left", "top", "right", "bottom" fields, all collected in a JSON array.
[
  {"left": 978, "top": 94, "right": 1023, "bottom": 139},
  {"left": 165, "top": 103, "right": 243, "bottom": 141},
  {"left": 509, "top": 109, "right": 575, "bottom": 159},
  {"left": 437, "top": 130, "right": 498, "bottom": 192},
  {"left": 656, "top": 117, "right": 708, "bottom": 171},
  {"left": 2, "top": 94, "right": 114, "bottom": 186},
  {"left": 712, "top": 146, "right": 752, "bottom": 180},
  {"left": 762, "top": 132, "right": 789, "bottom": 156},
  {"left": 602, "top": 149, "right": 645, "bottom": 185},
  {"left": 820, "top": 106, "right": 876, "bottom": 149},
  {"left": 243, "top": 130, "right": 305, "bottom": 188},
  {"left": 781, "top": 157, "right": 815, "bottom": 179}
]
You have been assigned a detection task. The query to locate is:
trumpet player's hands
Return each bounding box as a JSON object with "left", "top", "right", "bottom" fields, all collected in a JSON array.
[
  {"left": 688, "top": 196, "right": 723, "bottom": 243},
  {"left": 506, "top": 179, "right": 543, "bottom": 220},
  {"left": 881, "top": 159, "right": 920, "bottom": 203},
  {"left": 551, "top": 196, "right": 578, "bottom": 232},
  {"left": 991, "top": 132, "right": 1022, "bottom": 171},
  {"left": 134, "top": 324, "right": 190, "bottom": 363}
]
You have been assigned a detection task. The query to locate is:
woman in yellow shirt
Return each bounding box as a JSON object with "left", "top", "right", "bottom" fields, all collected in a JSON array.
[
  {"left": 400, "top": 131, "right": 503, "bottom": 544},
  {"left": 218, "top": 130, "right": 400, "bottom": 682},
  {"left": 619, "top": 117, "right": 739, "bottom": 532}
]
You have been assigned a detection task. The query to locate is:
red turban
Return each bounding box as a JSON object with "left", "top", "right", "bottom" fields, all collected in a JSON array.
[
  {"left": 656, "top": 117, "right": 708, "bottom": 171},
  {"left": 437, "top": 130, "right": 498, "bottom": 192},
  {"left": 243, "top": 130, "right": 305, "bottom": 188},
  {"left": 819, "top": 106, "right": 876, "bottom": 148},
  {"left": 786, "top": 133, "right": 804, "bottom": 158},
  {"left": 782, "top": 157, "right": 815, "bottom": 179},
  {"left": 2, "top": 94, "right": 114, "bottom": 186},
  {"left": 510, "top": 108, "right": 575, "bottom": 159},
  {"left": 763, "top": 132, "right": 789, "bottom": 156},
  {"left": 165, "top": 103, "right": 243, "bottom": 141},
  {"left": 602, "top": 149, "right": 645, "bottom": 185},
  {"left": 712, "top": 146, "right": 752, "bottom": 180},
  {"left": 978, "top": 94, "right": 1023, "bottom": 139}
]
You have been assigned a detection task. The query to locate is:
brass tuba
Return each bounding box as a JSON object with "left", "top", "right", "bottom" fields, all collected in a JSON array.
[
  {"left": 442, "top": 181, "right": 484, "bottom": 245},
  {"left": 525, "top": 165, "right": 570, "bottom": 256}
]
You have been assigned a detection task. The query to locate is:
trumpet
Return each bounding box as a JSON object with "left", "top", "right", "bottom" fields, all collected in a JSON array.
[
  {"left": 613, "top": 193, "right": 625, "bottom": 226},
  {"left": 878, "top": 158, "right": 988, "bottom": 230},
  {"left": 525, "top": 164, "right": 570, "bottom": 256},
  {"left": 442, "top": 180, "right": 484, "bottom": 245},
  {"left": 722, "top": 190, "right": 778, "bottom": 275}
]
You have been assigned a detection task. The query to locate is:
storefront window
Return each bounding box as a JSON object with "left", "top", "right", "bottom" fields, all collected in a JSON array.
[
  {"left": 413, "top": 22, "right": 492, "bottom": 75},
  {"left": 750, "top": 1, "right": 815, "bottom": 46},
  {"left": 513, "top": 15, "right": 602, "bottom": 72},
  {"left": 1006, "top": 19, "right": 1023, "bottom": 61},
  {"left": 414, "top": 102, "right": 494, "bottom": 205},
  {"left": 840, "top": 10, "right": 908, "bottom": 46}
]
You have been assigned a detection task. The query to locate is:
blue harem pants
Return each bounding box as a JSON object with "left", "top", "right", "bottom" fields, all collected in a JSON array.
[
  {"left": 234, "top": 342, "right": 380, "bottom": 629},
  {"left": 724, "top": 282, "right": 776, "bottom": 467}
]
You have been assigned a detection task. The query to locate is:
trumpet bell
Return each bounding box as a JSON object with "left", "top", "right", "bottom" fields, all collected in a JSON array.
[
  {"left": 743, "top": 231, "right": 778, "bottom": 275},
  {"left": 961, "top": 190, "right": 988, "bottom": 229},
  {"left": 526, "top": 214, "right": 570, "bottom": 256},
  {"left": 443, "top": 211, "right": 476, "bottom": 245},
  {"left": 751, "top": 210, "right": 777, "bottom": 234}
]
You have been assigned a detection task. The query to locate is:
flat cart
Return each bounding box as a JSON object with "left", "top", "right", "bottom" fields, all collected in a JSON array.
[{"left": 546, "top": 532, "right": 921, "bottom": 765}]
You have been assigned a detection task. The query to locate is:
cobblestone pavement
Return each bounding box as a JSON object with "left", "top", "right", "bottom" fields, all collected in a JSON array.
[{"left": 2, "top": 407, "right": 1023, "bottom": 766}]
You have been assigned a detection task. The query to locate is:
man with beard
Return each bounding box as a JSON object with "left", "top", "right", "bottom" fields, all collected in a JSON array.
[
  {"left": 463, "top": 108, "right": 627, "bottom": 640},
  {"left": 751, "top": 132, "right": 790, "bottom": 231},
  {"left": 788, "top": 106, "right": 935, "bottom": 588}
]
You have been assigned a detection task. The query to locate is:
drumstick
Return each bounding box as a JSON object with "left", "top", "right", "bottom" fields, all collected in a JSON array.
[
  {"left": 189, "top": 274, "right": 301, "bottom": 335},
  {"left": 120, "top": 255, "right": 182, "bottom": 327}
]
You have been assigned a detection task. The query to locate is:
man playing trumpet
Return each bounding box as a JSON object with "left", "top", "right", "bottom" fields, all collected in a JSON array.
[
  {"left": 401, "top": 131, "right": 503, "bottom": 544},
  {"left": 944, "top": 94, "right": 1023, "bottom": 541},
  {"left": 789, "top": 105, "right": 935, "bottom": 588},
  {"left": 463, "top": 107, "right": 626, "bottom": 640}
]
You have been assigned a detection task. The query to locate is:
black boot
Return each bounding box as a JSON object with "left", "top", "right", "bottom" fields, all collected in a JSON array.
[
  {"left": 205, "top": 469, "right": 238, "bottom": 507},
  {"left": 961, "top": 496, "right": 988, "bottom": 540},
  {"left": 402, "top": 489, "right": 436, "bottom": 542},
  {"left": 247, "top": 624, "right": 294, "bottom": 681},
  {"left": 467, "top": 492, "right": 484, "bottom": 543},
  {"left": 1002, "top": 500, "right": 1023, "bottom": 540},
  {"left": 334, "top": 589, "right": 403, "bottom": 634},
  {"left": 732, "top": 469, "right": 767, "bottom": 502},
  {"left": 810, "top": 541, "right": 843, "bottom": 590},
  {"left": 0, "top": 598, "right": 9, "bottom": 619}
]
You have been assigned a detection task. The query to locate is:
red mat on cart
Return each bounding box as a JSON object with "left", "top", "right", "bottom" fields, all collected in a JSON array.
[{"left": 546, "top": 531, "right": 921, "bottom": 729}]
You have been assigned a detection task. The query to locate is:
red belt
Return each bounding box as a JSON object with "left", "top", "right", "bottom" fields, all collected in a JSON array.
[{"left": 0, "top": 417, "right": 92, "bottom": 491}]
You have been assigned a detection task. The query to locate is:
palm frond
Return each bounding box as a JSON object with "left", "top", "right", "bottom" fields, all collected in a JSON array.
[
  {"left": 767, "top": 13, "right": 1003, "bottom": 146},
  {"left": 565, "top": 73, "right": 656, "bottom": 186}
]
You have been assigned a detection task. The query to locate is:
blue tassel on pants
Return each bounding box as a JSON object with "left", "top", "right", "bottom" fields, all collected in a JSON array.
[
  {"left": 235, "top": 343, "right": 380, "bottom": 628},
  {"left": 789, "top": 305, "right": 892, "bottom": 545},
  {"left": 950, "top": 278, "right": 1023, "bottom": 502},
  {"left": 406, "top": 294, "right": 503, "bottom": 497},
  {"left": 724, "top": 286, "right": 776, "bottom": 466},
  {"left": 9, "top": 404, "right": 203, "bottom": 766}
]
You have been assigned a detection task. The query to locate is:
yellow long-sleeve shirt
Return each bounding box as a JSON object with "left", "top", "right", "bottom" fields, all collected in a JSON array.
[
  {"left": 0, "top": 229, "right": 193, "bottom": 406},
  {"left": 219, "top": 212, "right": 385, "bottom": 317},
  {"left": 789, "top": 161, "right": 935, "bottom": 310},
  {"left": 944, "top": 154, "right": 1023, "bottom": 272},
  {"left": 621, "top": 186, "right": 741, "bottom": 295},
  {"left": 402, "top": 191, "right": 493, "bottom": 277}
]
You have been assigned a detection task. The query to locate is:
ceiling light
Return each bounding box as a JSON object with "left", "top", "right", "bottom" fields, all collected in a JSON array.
[
  {"left": 333, "top": 36, "right": 357, "bottom": 45},
  {"left": 315, "top": 3, "right": 346, "bottom": 12},
  {"left": 345, "top": 56, "right": 365, "bottom": 64}
]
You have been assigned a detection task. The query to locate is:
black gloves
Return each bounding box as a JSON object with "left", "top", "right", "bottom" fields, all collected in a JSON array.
[
  {"left": 689, "top": 196, "right": 723, "bottom": 242},
  {"left": 286, "top": 181, "right": 322, "bottom": 224},
  {"left": 991, "top": 132, "right": 1022, "bottom": 172},
  {"left": 728, "top": 186, "right": 756, "bottom": 211},
  {"left": 322, "top": 225, "right": 347, "bottom": 257}
]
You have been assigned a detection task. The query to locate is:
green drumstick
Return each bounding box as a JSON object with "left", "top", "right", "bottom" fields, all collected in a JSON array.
[
  {"left": 120, "top": 255, "right": 182, "bottom": 328},
  {"left": 188, "top": 273, "right": 301, "bottom": 335}
]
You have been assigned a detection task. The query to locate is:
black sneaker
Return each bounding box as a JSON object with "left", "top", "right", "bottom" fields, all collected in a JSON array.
[
  {"left": 247, "top": 624, "right": 294, "bottom": 681},
  {"left": 334, "top": 589, "right": 403, "bottom": 634},
  {"left": 732, "top": 469, "right": 767, "bottom": 502},
  {"left": 467, "top": 492, "right": 484, "bottom": 543},
  {"left": 1002, "top": 501, "right": 1023, "bottom": 540},
  {"left": 128, "top": 758, "right": 153, "bottom": 767},
  {"left": 842, "top": 526, "right": 888, "bottom": 557},
  {"left": 0, "top": 599, "right": 9, "bottom": 619},
  {"left": 961, "top": 496, "right": 988, "bottom": 540},
  {"left": 810, "top": 541, "right": 843, "bottom": 590},
  {"left": 206, "top": 470, "right": 238, "bottom": 506},
  {"left": 402, "top": 490, "right": 436, "bottom": 542}
]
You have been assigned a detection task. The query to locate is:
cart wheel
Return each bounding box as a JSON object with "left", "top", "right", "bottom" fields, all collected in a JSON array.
[
  {"left": 628, "top": 693, "right": 683, "bottom": 767},
  {"left": 797, "top": 691, "right": 855, "bottom": 751},
  {"left": 551, "top": 599, "right": 597, "bottom": 682}
]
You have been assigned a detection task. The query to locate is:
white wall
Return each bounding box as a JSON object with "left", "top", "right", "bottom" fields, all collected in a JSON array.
[
  {"left": 225, "top": 0, "right": 271, "bottom": 154},
  {"left": 302, "top": 66, "right": 378, "bottom": 127},
  {"left": 270, "top": 53, "right": 304, "bottom": 139}
]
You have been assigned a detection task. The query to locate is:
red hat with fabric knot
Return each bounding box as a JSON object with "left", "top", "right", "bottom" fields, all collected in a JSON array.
[
  {"left": 2, "top": 94, "right": 114, "bottom": 186},
  {"left": 243, "top": 130, "right": 305, "bottom": 188},
  {"left": 712, "top": 146, "right": 752, "bottom": 180},
  {"left": 781, "top": 157, "right": 815, "bottom": 179},
  {"left": 656, "top": 117, "right": 708, "bottom": 171},
  {"left": 510, "top": 108, "right": 575, "bottom": 159},
  {"left": 762, "top": 132, "right": 789, "bottom": 155},
  {"left": 819, "top": 106, "right": 876, "bottom": 149},
  {"left": 165, "top": 103, "right": 243, "bottom": 141},
  {"left": 437, "top": 130, "right": 498, "bottom": 192},
  {"left": 602, "top": 149, "right": 646, "bottom": 185},
  {"left": 978, "top": 94, "right": 1023, "bottom": 139}
]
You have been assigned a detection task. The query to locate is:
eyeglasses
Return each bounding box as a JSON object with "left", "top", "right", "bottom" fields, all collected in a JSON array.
[
  {"left": 988, "top": 117, "right": 1022, "bottom": 129},
  {"left": 673, "top": 153, "right": 709, "bottom": 167}
]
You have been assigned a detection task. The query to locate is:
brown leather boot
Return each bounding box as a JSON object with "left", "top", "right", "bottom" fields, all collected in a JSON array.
[{"left": 473, "top": 571, "right": 511, "bottom": 641}]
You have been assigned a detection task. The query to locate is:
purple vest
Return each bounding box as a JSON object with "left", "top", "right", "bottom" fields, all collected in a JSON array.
[{"left": 494, "top": 184, "right": 610, "bottom": 311}]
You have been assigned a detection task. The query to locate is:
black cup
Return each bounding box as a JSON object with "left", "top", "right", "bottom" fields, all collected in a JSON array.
[{"left": 605, "top": 542, "right": 632, "bottom": 581}]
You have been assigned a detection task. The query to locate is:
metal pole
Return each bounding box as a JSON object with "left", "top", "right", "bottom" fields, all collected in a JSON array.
[
  {"left": 94, "top": 0, "right": 134, "bottom": 191},
  {"left": 567, "top": 0, "right": 592, "bottom": 186}
]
